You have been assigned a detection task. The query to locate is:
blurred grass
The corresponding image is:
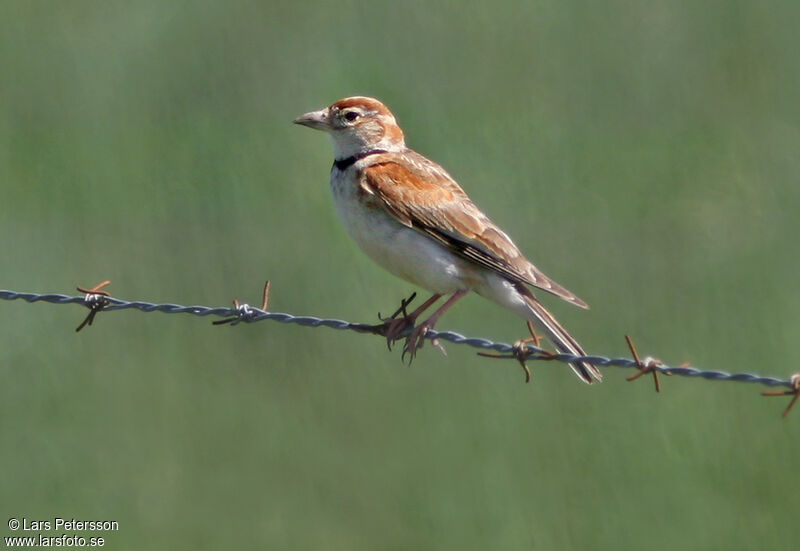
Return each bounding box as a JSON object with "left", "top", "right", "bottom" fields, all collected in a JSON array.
[{"left": 1, "top": 0, "right": 799, "bottom": 549}]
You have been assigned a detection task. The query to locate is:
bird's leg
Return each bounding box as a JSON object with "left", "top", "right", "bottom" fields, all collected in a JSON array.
[
  {"left": 402, "top": 289, "right": 469, "bottom": 362},
  {"left": 517, "top": 320, "right": 542, "bottom": 349},
  {"left": 380, "top": 293, "right": 442, "bottom": 350}
]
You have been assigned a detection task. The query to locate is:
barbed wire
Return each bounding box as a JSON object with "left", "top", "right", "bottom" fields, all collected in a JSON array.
[{"left": 1, "top": 282, "right": 798, "bottom": 417}]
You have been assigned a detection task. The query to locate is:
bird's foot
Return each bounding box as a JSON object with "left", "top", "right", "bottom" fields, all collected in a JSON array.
[
  {"left": 401, "top": 318, "right": 437, "bottom": 363},
  {"left": 382, "top": 316, "right": 417, "bottom": 350},
  {"left": 376, "top": 292, "right": 418, "bottom": 350},
  {"left": 399, "top": 290, "right": 466, "bottom": 363},
  {"left": 515, "top": 321, "right": 543, "bottom": 349}
]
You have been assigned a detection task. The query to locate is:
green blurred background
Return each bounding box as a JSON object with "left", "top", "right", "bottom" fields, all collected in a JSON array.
[{"left": 2, "top": 1, "right": 799, "bottom": 548}]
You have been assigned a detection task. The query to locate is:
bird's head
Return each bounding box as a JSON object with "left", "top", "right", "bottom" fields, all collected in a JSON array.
[{"left": 294, "top": 96, "right": 406, "bottom": 159}]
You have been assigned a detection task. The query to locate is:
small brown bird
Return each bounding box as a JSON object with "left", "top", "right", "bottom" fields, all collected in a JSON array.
[{"left": 295, "top": 96, "right": 601, "bottom": 383}]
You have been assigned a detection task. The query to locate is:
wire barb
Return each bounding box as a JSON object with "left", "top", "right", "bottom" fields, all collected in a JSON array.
[
  {"left": 762, "top": 373, "right": 800, "bottom": 418},
  {"left": 75, "top": 280, "right": 112, "bottom": 332},
  {"left": 212, "top": 280, "right": 271, "bottom": 326},
  {"left": 624, "top": 334, "right": 667, "bottom": 393},
  {"left": 477, "top": 322, "right": 562, "bottom": 383}
]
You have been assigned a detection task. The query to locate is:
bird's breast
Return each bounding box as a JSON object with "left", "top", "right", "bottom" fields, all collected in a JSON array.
[{"left": 328, "top": 168, "right": 472, "bottom": 294}]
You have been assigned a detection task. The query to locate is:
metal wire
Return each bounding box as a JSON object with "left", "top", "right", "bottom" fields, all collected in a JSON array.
[{"left": 1, "top": 287, "right": 794, "bottom": 390}]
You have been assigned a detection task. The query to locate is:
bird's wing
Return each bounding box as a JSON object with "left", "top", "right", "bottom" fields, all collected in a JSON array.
[{"left": 360, "top": 153, "right": 588, "bottom": 308}]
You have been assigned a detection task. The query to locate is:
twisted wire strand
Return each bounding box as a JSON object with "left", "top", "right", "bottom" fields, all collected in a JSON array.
[{"left": 0, "top": 289, "right": 793, "bottom": 389}]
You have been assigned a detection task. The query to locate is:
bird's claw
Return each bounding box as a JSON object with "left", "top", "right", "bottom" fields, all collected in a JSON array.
[
  {"left": 401, "top": 321, "right": 441, "bottom": 363},
  {"left": 376, "top": 292, "right": 418, "bottom": 350},
  {"left": 383, "top": 316, "right": 415, "bottom": 351}
]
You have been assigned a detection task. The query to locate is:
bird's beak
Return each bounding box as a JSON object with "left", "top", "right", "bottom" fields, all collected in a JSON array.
[{"left": 293, "top": 107, "right": 331, "bottom": 131}]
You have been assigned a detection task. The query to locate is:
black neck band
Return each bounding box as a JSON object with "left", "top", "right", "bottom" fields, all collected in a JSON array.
[{"left": 332, "top": 149, "right": 388, "bottom": 171}]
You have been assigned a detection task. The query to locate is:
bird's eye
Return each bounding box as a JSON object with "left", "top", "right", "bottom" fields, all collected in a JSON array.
[{"left": 343, "top": 111, "right": 359, "bottom": 122}]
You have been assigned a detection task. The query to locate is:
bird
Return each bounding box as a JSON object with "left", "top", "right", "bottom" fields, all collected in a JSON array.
[{"left": 294, "top": 96, "right": 601, "bottom": 383}]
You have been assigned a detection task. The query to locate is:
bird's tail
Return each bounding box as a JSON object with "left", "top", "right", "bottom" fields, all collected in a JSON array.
[{"left": 518, "top": 286, "right": 602, "bottom": 384}]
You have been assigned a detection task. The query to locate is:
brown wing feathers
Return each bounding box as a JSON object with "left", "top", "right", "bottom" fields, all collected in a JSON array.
[{"left": 360, "top": 155, "right": 588, "bottom": 309}]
